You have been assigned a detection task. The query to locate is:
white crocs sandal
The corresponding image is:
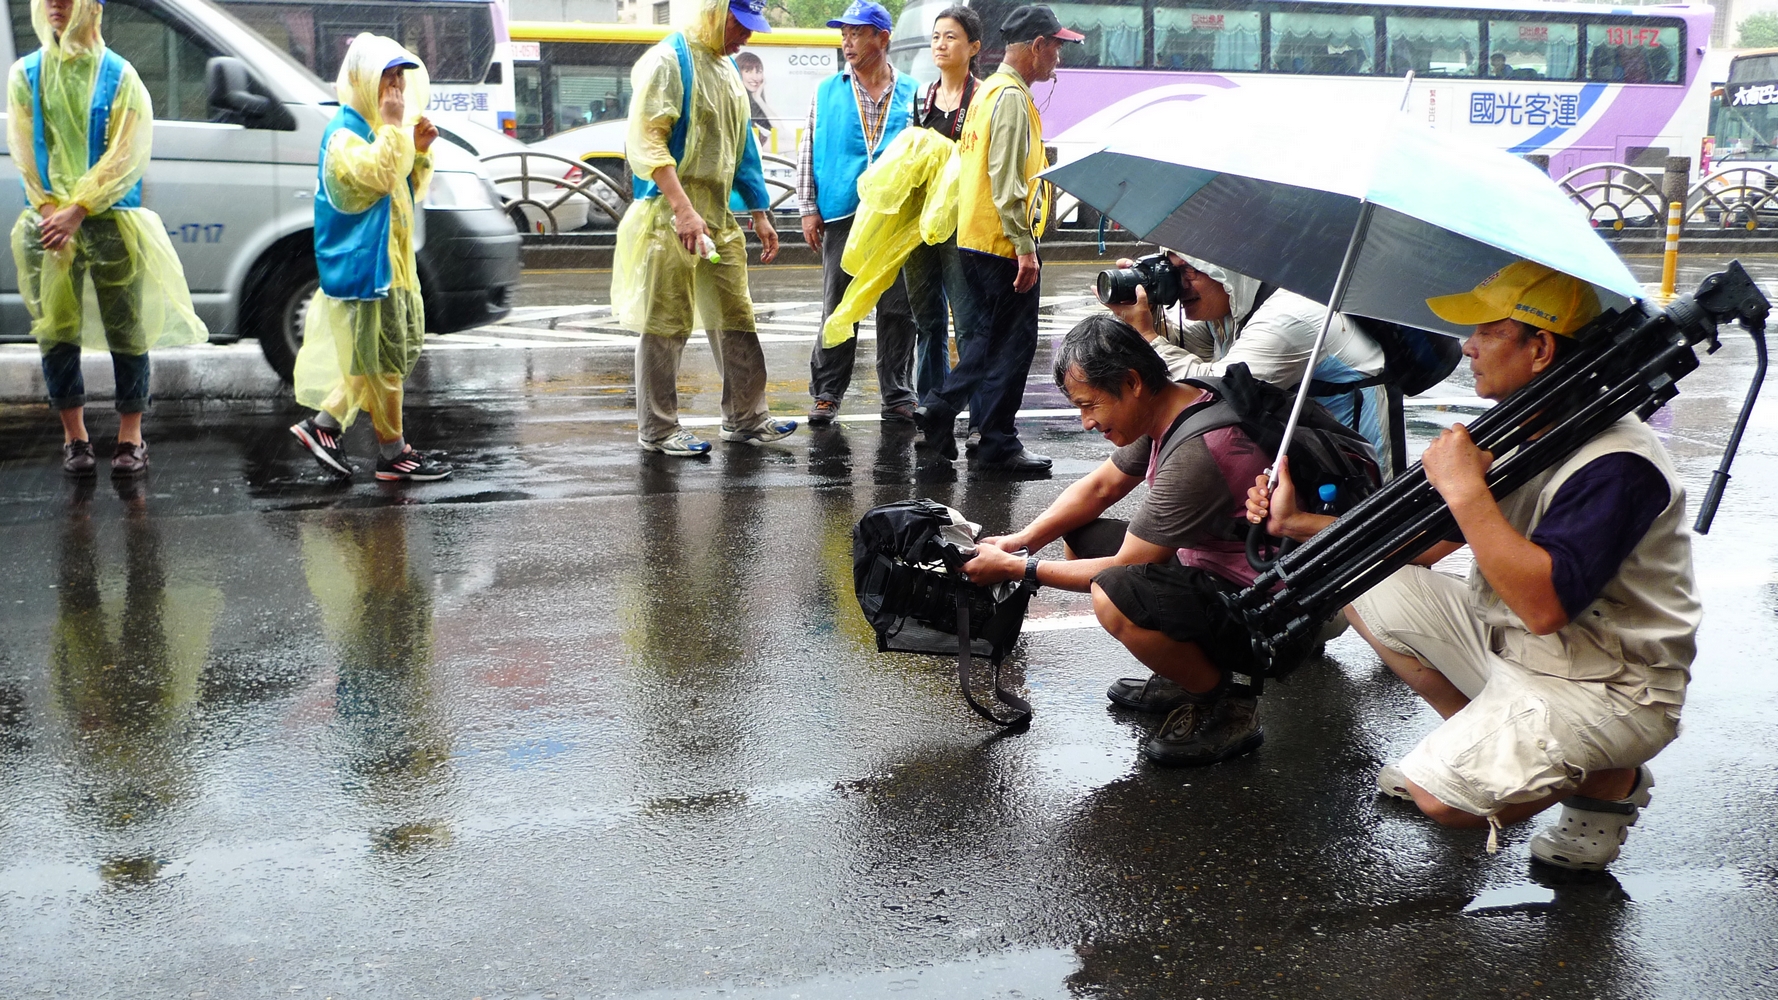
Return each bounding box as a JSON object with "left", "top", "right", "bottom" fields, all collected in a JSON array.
[
  {"left": 1529, "top": 765, "right": 1655, "bottom": 871},
  {"left": 1377, "top": 762, "right": 1414, "bottom": 802}
]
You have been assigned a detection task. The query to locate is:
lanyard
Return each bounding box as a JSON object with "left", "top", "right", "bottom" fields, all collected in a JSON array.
[
  {"left": 926, "top": 76, "right": 975, "bottom": 139},
  {"left": 852, "top": 69, "right": 892, "bottom": 163}
]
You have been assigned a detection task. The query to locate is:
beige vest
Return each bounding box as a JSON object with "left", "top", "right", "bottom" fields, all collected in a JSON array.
[{"left": 1471, "top": 416, "right": 1699, "bottom": 709}]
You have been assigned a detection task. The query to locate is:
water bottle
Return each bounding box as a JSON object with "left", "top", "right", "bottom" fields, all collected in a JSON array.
[{"left": 1316, "top": 482, "right": 1339, "bottom": 516}]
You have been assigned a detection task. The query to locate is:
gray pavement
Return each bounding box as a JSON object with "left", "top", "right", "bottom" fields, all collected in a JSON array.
[{"left": 0, "top": 256, "right": 1775, "bottom": 999}]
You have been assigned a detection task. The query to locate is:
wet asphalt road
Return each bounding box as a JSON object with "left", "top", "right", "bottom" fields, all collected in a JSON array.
[{"left": 0, "top": 258, "right": 1775, "bottom": 999}]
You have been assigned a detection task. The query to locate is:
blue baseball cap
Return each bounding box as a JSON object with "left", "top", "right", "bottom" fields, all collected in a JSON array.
[
  {"left": 730, "top": 0, "right": 772, "bottom": 33},
  {"left": 827, "top": 0, "right": 893, "bottom": 33},
  {"left": 384, "top": 55, "right": 420, "bottom": 71}
]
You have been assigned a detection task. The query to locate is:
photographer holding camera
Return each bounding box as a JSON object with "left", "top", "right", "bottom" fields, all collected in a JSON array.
[{"left": 1099, "top": 250, "right": 1394, "bottom": 471}]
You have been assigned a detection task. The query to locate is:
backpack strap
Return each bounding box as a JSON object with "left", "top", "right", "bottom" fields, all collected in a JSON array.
[
  {"left": 1234, "top": 282, "right": 1279, "bottom": 334},
  {"left": 23, "top": 50, "right": 49, "bottom": 199},
  {"left": 631, "top": 33, "right": 694, "bottom": 200},
  {"left": 1156, "top": 380, "right": 1244, "bottom": 469}
]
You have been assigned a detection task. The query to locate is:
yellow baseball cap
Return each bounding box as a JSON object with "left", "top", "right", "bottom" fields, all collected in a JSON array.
[{"left": 1425, "top": 260, "right": 1601, "bottom": 336}]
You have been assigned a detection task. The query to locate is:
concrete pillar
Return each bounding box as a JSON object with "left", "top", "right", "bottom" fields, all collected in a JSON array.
[{"left": 1663, "top": 155, "right": 1691, "bottom": 234}]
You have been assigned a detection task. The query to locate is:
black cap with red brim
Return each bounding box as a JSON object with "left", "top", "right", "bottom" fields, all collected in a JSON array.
[{"left": 1000, "top": 5, "right": 1085, "bottom": 44}]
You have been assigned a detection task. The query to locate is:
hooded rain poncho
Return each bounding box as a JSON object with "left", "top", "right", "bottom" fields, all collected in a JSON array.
[
  {"left": 290, "top": 33, "right": 433, "bottom": 439},
  {"left": 610, "top": 0, "right": 769, "bottom": 337},
  {"left": 7, "top": 0, "right": 206, "bottom": 355}
]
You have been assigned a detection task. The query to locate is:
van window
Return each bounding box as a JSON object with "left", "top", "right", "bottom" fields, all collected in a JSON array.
[
  {"left": 220, "top": 0, "right": 497, "bottom": 85},
  {"left": 8, "top": 0, "right": 217, "bottom": 122}
]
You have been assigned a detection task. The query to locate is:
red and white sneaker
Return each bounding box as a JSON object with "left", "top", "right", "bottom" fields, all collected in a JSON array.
[
  {"left": 375, "top": 446, "right": 452, "bottom": 482},
  {"left": 290, "top": 417, "right": 354, "bottom": 477}
]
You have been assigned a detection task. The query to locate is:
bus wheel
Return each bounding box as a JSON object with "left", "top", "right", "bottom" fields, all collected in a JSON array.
[{"left": 253, "top": 246, "right": 320, "bottom": 382}]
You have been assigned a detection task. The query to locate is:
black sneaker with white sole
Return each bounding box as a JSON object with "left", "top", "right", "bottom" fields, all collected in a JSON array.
[
  {"left": 290, "top": 417, "right": 354, "bottom": 477},
  {"left": 375, "top": 447, "right": 452, "bottom": 482}
]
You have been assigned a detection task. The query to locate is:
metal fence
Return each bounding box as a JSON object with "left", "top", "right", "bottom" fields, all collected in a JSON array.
[
  {"left": 1558, "top": 161, "right": 1778, "bottom": 232},
  {"left": 478, "top": 151, "right": 801, "bottom": 236}
]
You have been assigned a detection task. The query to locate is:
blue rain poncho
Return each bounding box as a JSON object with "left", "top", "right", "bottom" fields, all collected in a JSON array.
[{"left": 290, "top": 32, "right": 434, "bottom": 439}]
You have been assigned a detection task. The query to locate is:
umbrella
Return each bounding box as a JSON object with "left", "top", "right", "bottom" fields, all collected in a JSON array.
[{"left": 1041, "top": 80, "right": 1643, "bottom": 479}]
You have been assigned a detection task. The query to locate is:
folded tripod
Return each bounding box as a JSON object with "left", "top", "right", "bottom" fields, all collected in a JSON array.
[{"left": 1231, "top": 262, "right": 1771, "bottom": 671}]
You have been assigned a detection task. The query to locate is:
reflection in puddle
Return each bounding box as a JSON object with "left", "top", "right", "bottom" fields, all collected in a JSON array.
[{"left": 1463, "top": 884, "right": 1557, "bottom": 913}]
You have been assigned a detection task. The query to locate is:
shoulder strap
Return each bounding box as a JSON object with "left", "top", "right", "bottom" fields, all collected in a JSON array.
[
  {"left": 954, "top": 588, "right": 1032, "bottom": 728},
  {"left": 23, "top": 50, "right": 49, "bottom": 197},
  {"left": 1154, "top": 389, "right": 1244, "bottom": 469},
  {"left": 89, "top": 49, "right": 126, "bottom": 169}
]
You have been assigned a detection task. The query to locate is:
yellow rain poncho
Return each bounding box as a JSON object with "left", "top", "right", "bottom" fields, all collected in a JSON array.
[
  {"left": 610, "top": 0, "right": 772, "bottom": 337},
  {"left": 7, "top": 0, "right": 205, "bottom": 355},
  {"left": 820, "top": 127, "right": 959, "bottom": 348},
  {"left": 291, "top": 33, "right": 433, "bottom": 440}
]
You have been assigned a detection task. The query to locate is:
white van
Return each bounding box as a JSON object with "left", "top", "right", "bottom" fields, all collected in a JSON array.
[{"left": 0, "top": 0, "right": 521, "bottom": 378}]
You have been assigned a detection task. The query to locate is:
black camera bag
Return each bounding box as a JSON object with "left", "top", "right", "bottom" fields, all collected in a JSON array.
[{"left": 852, "top": 499, "right": 1035, "bottom": 726}]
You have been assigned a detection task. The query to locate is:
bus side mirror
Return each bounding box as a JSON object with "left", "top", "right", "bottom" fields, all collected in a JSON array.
[{"left": 207, "top": 57, "right": 296, "bottom": 131}]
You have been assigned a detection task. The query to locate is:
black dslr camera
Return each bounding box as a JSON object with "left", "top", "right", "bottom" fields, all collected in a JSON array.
[{"left": 1096, "top": 252, "right": 1185, "bottom": 307}]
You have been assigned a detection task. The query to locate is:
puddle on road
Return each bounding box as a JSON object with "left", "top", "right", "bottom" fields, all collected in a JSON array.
[
  {"left": 608, "top": 947, "right": 1078, "bottom": 1000},
  {"left": 1463, "top": 884, "right": 1557, "bottom": 913}
]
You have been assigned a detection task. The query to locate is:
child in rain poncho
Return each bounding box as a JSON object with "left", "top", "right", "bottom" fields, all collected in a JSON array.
[
  {"left": 286, "top": 33, "right": 450, "bottom": 482},
  {"left": 8, "top": 0, "right": 206, "bottom": 477},
  {"left": 610, "top": 0, "right": 796, "bottom": 456}
]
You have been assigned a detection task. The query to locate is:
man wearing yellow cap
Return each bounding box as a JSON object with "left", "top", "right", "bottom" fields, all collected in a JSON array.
[{"left": 1248, "top": 260, "right": 1698, "bottom": 871}]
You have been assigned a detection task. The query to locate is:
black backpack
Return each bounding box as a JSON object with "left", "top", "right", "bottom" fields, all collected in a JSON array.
[
  {"left": 852, "top": 499, "right": 1036, "bottom": 727},
  {"left": 1178, "top": 365, "right": 1382, "bottom": 516}
]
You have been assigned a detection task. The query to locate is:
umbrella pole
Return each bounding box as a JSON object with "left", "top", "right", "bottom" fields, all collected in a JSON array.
[{"left": 1268, "top": 201, "right": 1375, "bottom": 490}]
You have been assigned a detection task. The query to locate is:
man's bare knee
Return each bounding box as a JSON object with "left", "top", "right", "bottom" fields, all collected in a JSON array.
[
  {"left": 1091, "top": 584, "right": 1130, "bottom": 636},
  {"left": 1408, "top": 782, "right": 1483, "bottom": 828}
]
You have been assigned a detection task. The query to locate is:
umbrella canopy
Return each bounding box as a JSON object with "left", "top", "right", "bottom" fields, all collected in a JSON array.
[{"left": 1042, "top": 87, "right": 1642, "bottom": 337}]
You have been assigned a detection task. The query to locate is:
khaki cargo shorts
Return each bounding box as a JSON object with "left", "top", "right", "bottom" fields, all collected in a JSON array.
[{"left": 1350, "top": 565, "right": 1678, "bottom": 817}]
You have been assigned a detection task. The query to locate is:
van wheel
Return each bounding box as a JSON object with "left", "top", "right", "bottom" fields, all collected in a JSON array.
[{"left": 255, "top": 252, "right": 319, "bottom": 381}]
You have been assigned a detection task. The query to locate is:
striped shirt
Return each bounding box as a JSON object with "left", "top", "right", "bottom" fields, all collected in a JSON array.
[{"left": 797, "top": 66, "right": 911, "bottom": 218}]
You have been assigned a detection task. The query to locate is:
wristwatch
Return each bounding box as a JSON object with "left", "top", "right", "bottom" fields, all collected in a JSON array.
[{"left": 1024, "top": 556, "right": 1041, "bottom": 587}]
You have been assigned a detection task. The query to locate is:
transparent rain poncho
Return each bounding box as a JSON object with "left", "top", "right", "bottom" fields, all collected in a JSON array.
[
  {"left": 821, "top": 127, "right": 957, "bottom": 348},
  {"left": 290, "top": 33, "right": 433, "bottom": 439},
  {"left": 610, "top": 0, "right": 766, "bottom": 337},
  {"left": 7, "top": 0, "right": 206, "bottom": 355}
]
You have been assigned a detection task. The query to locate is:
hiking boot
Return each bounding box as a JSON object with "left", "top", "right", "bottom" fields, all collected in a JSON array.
[
  {"left": 290, "top": 416, "right": 354, "bottom": 477},
  {"left": 110, "top": 440, "right": 148, "bottom": 477},
  {"left": 881, "top": 402, "right": 917, "bottom": 424},
  {"left": 808, "top": 399, "right": 840, "bottom": 426},
  {"left": 375, "top": 447, "right": 452, "bottom": 481},
  {"left": 1530, "top": 766, "right": 1655, "bottom": 871},
  {"left": 1107, "top": 674, "right": 1191, "bottom": 714},
  {"left": 640, "top": 429, "right": 712, "bottom": 456},
  {"left": 720, "top": 417, "right": 798, "bottom": 445},
  {"left": 1141, "top": 691, "right": 1263, "bottom": 767},
  {"left": 1377, "top": 762, "right": 1415, "bottom": 801},
  {"left": 62, "top": 439, "right": 97, "bottom": 476}
]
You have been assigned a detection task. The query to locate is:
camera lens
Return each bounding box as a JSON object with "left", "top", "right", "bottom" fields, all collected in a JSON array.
[{"left": 1097, "top": 268, "right": 1138, "bottom": 305}]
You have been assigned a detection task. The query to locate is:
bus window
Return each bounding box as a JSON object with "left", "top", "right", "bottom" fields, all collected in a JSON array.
[
  {"left": 549, "top": 65, "right": 633, "bottom": 133},
  {"left": 1151, "top": 6, "right": 1260, "bottom": 72},
  {"left": 1585, "top": 23, "right": 1680, "bottom": 85},
  {"left": 1270, "top": 11, "right": 1376, "bottom": 75},
  {"left": 1047, "top": 2, "right": 1144, "bottom": 68},
  {"left": 1385, "top": 16, "right": 1478, "bottom": 78},
  {"left": 515, "top": 62, "right": 545, "bottom": 142},
  {"left": 1485, "top": 19, "right": 1579, "bottom": 81}
]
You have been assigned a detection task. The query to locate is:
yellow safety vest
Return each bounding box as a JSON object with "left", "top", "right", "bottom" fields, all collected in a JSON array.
[{"left": 955, "top": 71, "right": 1048, "bottom": 259}]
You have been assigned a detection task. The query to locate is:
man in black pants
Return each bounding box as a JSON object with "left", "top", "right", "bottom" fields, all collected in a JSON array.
[{"left": 916, "top": 4, "right": 1080, "bottom": 474}]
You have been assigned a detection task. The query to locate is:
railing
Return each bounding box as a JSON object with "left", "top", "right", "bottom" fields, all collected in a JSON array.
[
  {"left": 1556, "top": 161, "right": 1778, "bottom": 232},
  {"left": 479, "top": 150, "right": 802, "bottom": 235}
]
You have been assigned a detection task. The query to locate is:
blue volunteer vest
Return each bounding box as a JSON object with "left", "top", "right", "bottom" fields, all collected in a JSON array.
[
  {"left": 313, "top": 105, "right": 396, "bottom": 300},
  {"left": 629, "top": 32, "right": 770, "bottom": 214},
  {"left": 21, "top": 47, "right": 142, "bottom": 210},
  {"left": 811, "top": 70, "right": 914, "bottom": 222}
]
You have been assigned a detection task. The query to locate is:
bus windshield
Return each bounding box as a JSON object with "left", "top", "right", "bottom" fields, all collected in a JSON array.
[{"left": 1719, "top": 54, "right": 1778, "bottom": 162}]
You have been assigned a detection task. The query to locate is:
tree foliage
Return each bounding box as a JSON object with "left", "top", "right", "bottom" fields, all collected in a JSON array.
[
  {"left": 769, "top": 0, "right": 907, "bottom": 31},
  {"left": 1738, "top": 11, "right": 1778, "bottom": 49}
]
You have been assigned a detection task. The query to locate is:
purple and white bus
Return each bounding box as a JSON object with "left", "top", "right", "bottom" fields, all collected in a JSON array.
[{"left": 890, "top": 0, "right": 1718, "bottom": 199}]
